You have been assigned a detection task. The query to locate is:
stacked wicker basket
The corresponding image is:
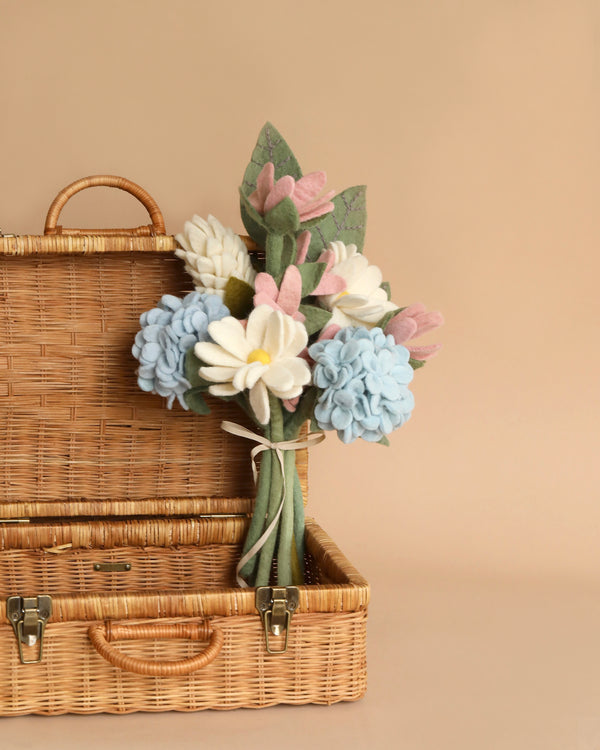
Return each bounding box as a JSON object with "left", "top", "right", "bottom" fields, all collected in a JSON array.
[{"left": 0, "top": 176, "right": 369, "bottom": 715}]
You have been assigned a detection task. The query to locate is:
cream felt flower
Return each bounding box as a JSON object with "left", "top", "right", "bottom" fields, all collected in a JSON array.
[
  {"left": 194, "top": 305, "right": 311, "bottom": 424},
  {"left": 317, "top": 242, "right": 396, "bottom": 328},
  {"left": 175, "top": 215, "right": 256, "bottom": 298}
]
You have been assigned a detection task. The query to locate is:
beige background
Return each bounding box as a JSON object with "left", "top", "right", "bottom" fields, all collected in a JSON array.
[{"left": 1, "top": 1, "right": 599, "bottom": 748}]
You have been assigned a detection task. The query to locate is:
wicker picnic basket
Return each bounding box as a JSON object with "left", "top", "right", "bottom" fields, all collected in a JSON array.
[{"left": 0, "top": 176, "right": 369, "bottom": 715}]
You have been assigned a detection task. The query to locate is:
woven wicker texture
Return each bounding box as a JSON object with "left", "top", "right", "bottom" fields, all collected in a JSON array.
[
  {"left": 0, "top": 611, "right": 367, "bottom": 715},
  {"left": 0, "top": 178, "right": 367, "bottom": 715},
  {"left": 0, "top": 520, "right": 369, "bottom": 715},
  {"left": 0, "top": 519, "right": 369, "bottom": 623},
  {"left": 0, "top": 192, "right": 307, "bottom": 518}
]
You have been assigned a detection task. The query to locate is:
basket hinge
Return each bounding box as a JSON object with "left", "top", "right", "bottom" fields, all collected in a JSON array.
[
  {"left": 7, "top": 595, "right": 52, "bottom": 665},
  {"left": 255, "top": 586, "right": 299, "bottom": 654}
]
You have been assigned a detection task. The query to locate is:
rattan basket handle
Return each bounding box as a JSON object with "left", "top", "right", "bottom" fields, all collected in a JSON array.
[
  {"left": 88, "top": 620, "right": 224, "bottom": 676},
  {"left": 44, "top": 175, "right": 167, "bottom": 237}
]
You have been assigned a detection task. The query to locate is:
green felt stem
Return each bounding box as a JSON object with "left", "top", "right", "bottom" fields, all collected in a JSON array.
[
  {"left": 292, "top": 466, "right": 305, "bottom": 579},
  {"left": 276, "top": 448, "right": 296, "bottom": 586},
  {"left": 265, "top": 233, "right": 284, "bottom": 277},
  {"left": 285, "top": 387, "right": 319, "bottom": 436},
  {"left": 280, "top": 233, "right": 297, "bottom": 269},
  {"left": 238, "top": 423, "right": 272, "bottom": 585},
  {"left": 254, "top": 397, "right": 285, "bottom": 587}
]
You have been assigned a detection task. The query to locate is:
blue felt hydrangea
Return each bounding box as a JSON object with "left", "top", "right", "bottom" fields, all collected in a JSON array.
[
  {"left": 308, "top": 327, "right": 415, "bottom": 444},
  {"left": 132, "top": 292, "right": 229, "bottom": 408}
]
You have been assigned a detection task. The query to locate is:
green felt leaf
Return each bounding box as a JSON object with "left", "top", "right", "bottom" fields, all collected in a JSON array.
[
  {"left": 307, "top": 186, "right": 367, "bottom": 260},
  {"left": 409, "top": 358, "right": 426, "bottom": 370},
  {"left": 223, "top": 277, "right": 255, "bottom": 319},
  {"left": 183, "top": 387, "right": 211, "bottom": 415},
  {"left": 240, "top": 203, "right": 267, "bottom": 249},
  {"left": 297, "top": 262, "right": 326, "bottom": 296},
  {"left": 241, "top": 122, "right": 302, "bottom": 197},
  {"left": 298, "top": 304, "right": 332, "bottom": 335},
  {"left": 184, "top": 349, "right": 210, "bottom": 389},
  {"left": 377, "top": 435, "right": 390, "bottom": 447},
  {"left": 239, "top": 187, "right": 268, "bottom": 247},
  {"left": 310, "top": 415, "right": 321, "bottom": 434},
  {"left": 376, "top": 308, "right": 403, "bottom": 331},
  {"left": 264, "top": 197, "right": 300, "bottom": 235},
  {"left": 381, "top": 281, "right": 391, "bottom": 300}
]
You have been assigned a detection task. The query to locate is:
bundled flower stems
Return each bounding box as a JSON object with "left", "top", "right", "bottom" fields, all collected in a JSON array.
[{"left": 133, "top": 123, "right": 443, "bottom": 588}]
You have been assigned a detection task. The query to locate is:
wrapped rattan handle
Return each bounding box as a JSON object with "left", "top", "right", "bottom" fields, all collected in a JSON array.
[
  {"left": 44, "top": 175, "right": 166, "bottom": 237},
  {"left": 88, "top": 620, "right": 224, "bottom": 676}
]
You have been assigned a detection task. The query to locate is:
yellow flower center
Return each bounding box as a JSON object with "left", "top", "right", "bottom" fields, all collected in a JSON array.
[
  {"left": 337, "top": 290, "right": 349, "bottom": 300},
  {"left": 247, "top": 348, "right": 271, "bottom": 365}
]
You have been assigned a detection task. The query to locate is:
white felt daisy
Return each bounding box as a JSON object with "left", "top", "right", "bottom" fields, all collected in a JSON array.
[
  {"left": 175, "top": 214, "right": 256, "bottom": 297},
  {"left": 317, "top": 243, "right": 396, "bottom": 328},
  {"left": 194, "top": 305, "right": 311, "bottom": 424}
]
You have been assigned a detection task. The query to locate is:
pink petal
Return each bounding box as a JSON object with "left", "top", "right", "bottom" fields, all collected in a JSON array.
[
  {"left": 319, "top": 324, "right": 341, "bottom": 341},
  {"left": 312, "top": 273, "right": 346, "bottom": 295},
  {"left": 413, "top": 311, "right": 445, "bottom": 337},
  {"left": 317, "top": 248, "right": 336, "bottom": 272},
  {"left": 277, "top": 266, "right": 303, "bottom": 316},
  {"left": 283, "top": 396, "right": 300, "bottom": 413},
  {"left": 292, "top": 171, "right": 327, "bottom": 206},
  {"left": 254, "top": 271, "right": 277, "bottom": 299},
  {"left": 408, "top": 343, "right": 442, "bottom": 361},
  {"left": 248, "top": 162, "right": 275, "bottom": 213},
  {"left": 264, "top": 175, "right": 295, "bottom": 214},
  {"left": 402, "top": 302, "right": 427, "bottom": 317},
  {"left": 299, "top": 188, "right": 336, "bottom": 212},
  {"left": 385, "top": 315, "right": 418, "bottom": 344},
  {"left": 253, "top": 292, "right": 281, "bottom": 313},
  {"left": 296, "top": 230, "right": 311, "bottom": 264},
  {"left": 254, "top": 272, "right": 278, "bottom": 298},
  {"left": 298, "top": 201, "right": 335, "bottom": 222}
]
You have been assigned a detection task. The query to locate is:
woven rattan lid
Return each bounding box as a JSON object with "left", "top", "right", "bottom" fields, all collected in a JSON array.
[{"left": 0, "top": 177, "right": 307, "bottom": 520}]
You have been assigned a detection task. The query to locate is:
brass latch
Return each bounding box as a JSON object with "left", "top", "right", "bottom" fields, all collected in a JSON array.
[
  {"left": 7, "top": 595, "right": 52, "bottom": 665},
  {"left": 255, "top": 586, "right": 299, "bottom": 654}
]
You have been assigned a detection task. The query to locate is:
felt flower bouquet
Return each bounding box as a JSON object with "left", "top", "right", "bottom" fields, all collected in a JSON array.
[{"left": 133, "top": 123, "right": 443, "bottom": 588}]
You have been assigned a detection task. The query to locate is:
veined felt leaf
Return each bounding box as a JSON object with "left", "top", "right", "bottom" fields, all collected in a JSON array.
[
  {"left": 184, "top": 349, "right": 211, "bottom": 389},
  {"left": 223, "top": 277, "right": 255, "bottom": 319},
  {"left": 297, "top": 262, "right": 327, "bottom": 296},
  {"left": 241, "top": 122, "right": 302, "bottom": 197},
  {"left": 183, "top": 387, "right": 211, "bottom": 415},
  {"left": 381, "top": 281, "right": 391, "bottom": 300},
  {"left": 306, "top": 186, "right": 367, "bottom": 260},
  {"left": 409, "top": 358, "right": 426, "bottom": 370},
  {"left": 376, "top": 308, "right": 403, "bottom": 331},
  {"left": 298, "top": 304, "right": 332, "bottom": 335}
]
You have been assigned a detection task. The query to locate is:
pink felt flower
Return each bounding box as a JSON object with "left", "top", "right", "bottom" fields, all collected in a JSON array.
[
  {"left": 295, "top": 231, "right": 311, "bottom": 264},
  {"left": 248, "top": 163, "right": 335, "bottom": 223},
  {"left": 254, "top": 266, "right": 305, "bottom": 322},
  {"left": 385, "top": 303, "right": 444, "bottom": 361},
  {"left": 295, "top": 231, "right": 347, "bottom": 295}
]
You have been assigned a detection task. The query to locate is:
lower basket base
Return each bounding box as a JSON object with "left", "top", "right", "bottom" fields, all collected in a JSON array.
[{"left": 0, "top": 612, "right": 367, "bottom": 715}]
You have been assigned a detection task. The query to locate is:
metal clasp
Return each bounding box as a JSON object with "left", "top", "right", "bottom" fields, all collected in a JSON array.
[
  {"left": 255, "top": 586, "right": 299, "bottom": 654},
  {"left": 7, "top": 595, "right": 52, "bottom": 664}
]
